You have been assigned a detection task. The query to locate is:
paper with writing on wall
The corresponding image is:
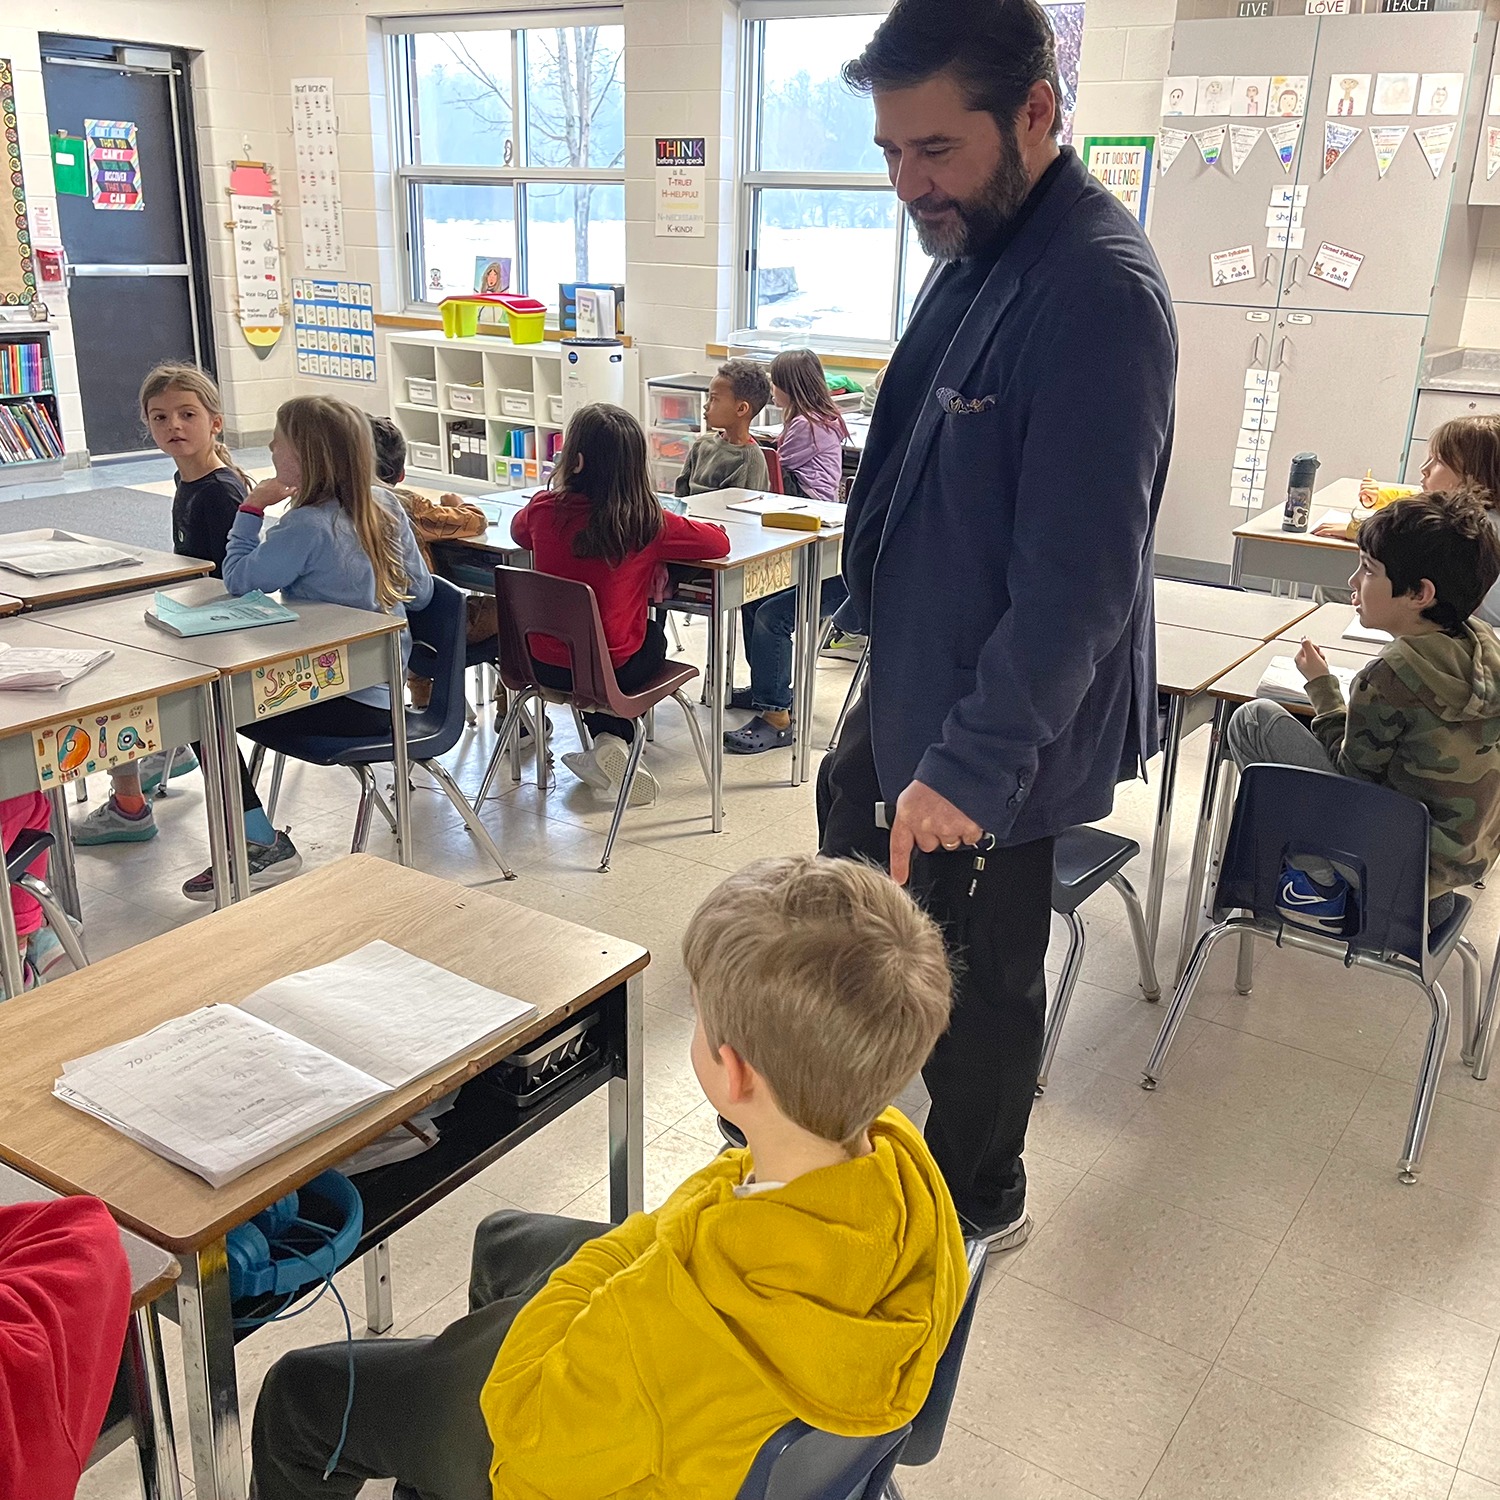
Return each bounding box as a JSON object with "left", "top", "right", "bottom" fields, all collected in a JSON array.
[
  {"left": 1417, "top": 73, "right": 1463, "bottom": 116},
  {"left": 1309, "top": 241, "right": 1365, "bottom": 290},
  {"left": 1415, "top": 122, "right": 1455, "bottom": 178},
  {"left": 1269, "top": 185, "right": 1308, "bottom": 207},
  {"left": 1374, "top": 73, "right": 1418, "bottom": 116},
  {"left": 1232, "top": 468, "right": 1266, "bottom": 491},
  {"left": 1196, "top": 126, "right": 1226, "bottom": 166},
  {"left": 1210, "top": 245, "right": 1256, "bottom": 287},
  {"left": 1230, "top": 125, "right": 1262, "bottom": 174},
  {"left": 33, "top": 697, "right": 161, "bottom": 788},
  {"left": 291, "top": 78, "right": 345, "bottom": 271},
  {"left": 1324, "top": 122, "right": 1361, "bottom": 175},
  {"left": 1244, "top": 389, "right": 1279, "bottom": 412},
  {"left": 252, "top": 646, "right": 350, "bottom": 720},
  {"left": 1327, "top": 74, "right": 1371, "bottom": 117},
  {"left": 1267, "top": 226, "right": 1306, "bottom": 250},
  {"left": 1269, "top": 76, "right": 1307, "bottom": 117},
  {"left": 1240, "top": 406, "right": 1277, "bottom": 432},
  {"left": 1246, "top": 369, "right": 1281, "bottom": 393},
  {"left": 1370, "top": 124, "right": 1408, "bottom": 178},
  {"left": 1199, "top": 77, "right": 1233, "bottom": 115},
  {"left": 1232, "top": 76, "right": 1270, "bottom": 117},
  {"left": 1268, "top": 120, "right": 1302, "bottom": 171},
  {"left": 1157, "top": 128, "right": 1190, "bottom": 174},
  {"left": 1231, "top": 487, "right": 1267, "bottom": 511},
  {"left": 1489, "top": 127, "right": 1500, "bottom": 182},
  {"left": 1161, "top": 77, "right": 1198, "bottom": 116}
]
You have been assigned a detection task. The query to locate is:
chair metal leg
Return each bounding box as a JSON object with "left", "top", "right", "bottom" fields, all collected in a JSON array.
[
  {"left": 1037, "top": 910, "right": 1085, "bottom": 1093},
  {"left": 265, "top": 752, "right": 287, "bottom": 824},
  {"left": 16, "top": 874, "right": 87, "bottom": 969},
  {"left": 1108, "top": 870, "right": 1161, "bottom": 1002},
  {"left": 645, "top": 704, "right": 656, "bottom": 742},
  {"left": 673, "top": 689, "right": 713, "bottom": 787},
  {"left": 463, "top": 696, "right": 478, "bottom": 730},
  {"left": 599, "top": 723, "right": 648, "bottom": 872},
  {"left": 828, "top": 644, "right": 869, "bottom": 753},
  {"left": 570, "top": 707, "right": 593, "bottom": 752},
  {"left": 1144, "top": 919, "right": 1242, "bottom": 1087},
  {"left": 423, "top": 760, "right": 516, "bottom": 878},
  {"left": 1235, "top": 931, "right": 1256, "bottom": 996},
  {"left": 1399, "top": 978, "right": 1452, "bottom": 1183},
  {"left": 344, "top": 765, "right": 396, "bottom": 835},
  {"left": 154, "top": 745, "right": 180, "bottom": 798},
  {"left": 246, "top": 742, "right": 265, "bottom": 788},
  {"left": 479, "top": 692, "right": 532, "bottom": 805},
  {"left": 351, "top": 766, "right": 377, "bottom": 854},
  {"left": 1457, "top": 935, "right": 1483, "bottom": 1067},
  {"left": 1474, "top": 933, "right": 1500, "bottom": 1082},
  {"left": 667, "top": 612, "right": 684, "bottom": 653}
]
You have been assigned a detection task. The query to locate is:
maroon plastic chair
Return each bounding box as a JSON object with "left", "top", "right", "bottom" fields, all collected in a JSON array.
[{"left": 476, "top": 565, "right": 713, "bottom": 870}]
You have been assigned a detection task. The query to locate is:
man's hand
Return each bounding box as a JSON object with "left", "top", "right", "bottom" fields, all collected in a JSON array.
[
  {"left": 1294, "top": 637, "right": 1329, "bottom": 683},
  {"left": 889, "top": 780, "right": 985, "bottom": 886}
]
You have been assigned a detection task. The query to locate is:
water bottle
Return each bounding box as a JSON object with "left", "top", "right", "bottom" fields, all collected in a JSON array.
[{"left": 1280, "top": 451, "right": 1320, "bottom": 533}]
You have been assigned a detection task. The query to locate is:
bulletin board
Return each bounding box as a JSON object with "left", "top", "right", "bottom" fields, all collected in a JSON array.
[{"left": 0, "top": 60, "right": 42, "bottom": 317}]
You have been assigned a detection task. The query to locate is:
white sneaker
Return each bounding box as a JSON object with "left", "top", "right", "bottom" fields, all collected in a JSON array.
[
  {"left": 561, "top": 747, "right": 612, "bottom": 792},
  {"left": 966, "top": 1208, "right": 1032, "bottom": 1252},
  {"left": 591, "top": 733, "right": 659, "bottom": 807}
]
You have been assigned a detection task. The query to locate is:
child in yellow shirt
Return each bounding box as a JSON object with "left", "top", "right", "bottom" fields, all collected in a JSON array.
[{"left": 252, "top": 854, "right": 967, "bottom": 1499}]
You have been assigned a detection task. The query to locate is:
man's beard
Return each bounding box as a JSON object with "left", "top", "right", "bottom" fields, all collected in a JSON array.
[{"left": 907, "top": 132, "right": 1032, "bottom": 261}]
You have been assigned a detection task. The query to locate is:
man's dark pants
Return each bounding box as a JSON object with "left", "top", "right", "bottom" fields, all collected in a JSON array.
[{"left": 817, "top": 690, "right": 1053, "bottom": 1230}]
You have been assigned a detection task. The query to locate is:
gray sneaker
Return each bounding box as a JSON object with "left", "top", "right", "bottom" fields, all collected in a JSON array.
[
  {"left": 965, "top": 1208, "right": 1032, "bottom": 1252},
  {"left": 73, "top": 797, "right": 158, "bottom": 845},
  {"left": 140, "top": 747, "right": 199, "bottom": 795},
  {"left": 181, "top": 831, "right": 302, "bottom": 902}
]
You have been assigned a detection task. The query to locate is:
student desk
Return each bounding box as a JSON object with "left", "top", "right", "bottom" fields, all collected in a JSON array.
[
  {"left": 0, "top": 1160, "right": 184, "bottom": 1500},
  {"left": 1229, "top": 481, "right": 1366, "bottom": 594},
  {"left": 1272, "top": 602, "right": 1385, "bottom": 654},
  {"left": 0, "top": 618, "right": 228, "bottom": 995},
  {"left": 0, "top": 530, "right": 214, "bottom": 610},
  {"left": 0, "top": 855, "right": 648, "bottom": 1500},
  {"left": 47, "top": 581, "right": 410, "bottom": 903},
  {"left": 1153, "top": 577, "right": 1318, "bottom": 641},
  {"left": 1171, "top": 640, "right": 1374, "bottom": 982}
]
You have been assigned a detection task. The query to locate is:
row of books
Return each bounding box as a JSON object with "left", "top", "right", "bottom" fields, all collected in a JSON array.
[
  {"left": 0, "top": 342, "right": 48, "bottom": 396},
  {"left": 0, "top": 399, "right": 63, "bottom": 464}
]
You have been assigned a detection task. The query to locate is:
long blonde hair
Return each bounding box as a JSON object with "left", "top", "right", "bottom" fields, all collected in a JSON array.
[
  {"left": 274, "top": 396, "right": 411, "bottom": 609},
  {"left": 139, "top": 363, "right": 251, "bottom": 488}
]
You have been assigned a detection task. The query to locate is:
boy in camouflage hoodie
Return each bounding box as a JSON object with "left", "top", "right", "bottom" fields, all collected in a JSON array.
[{"left": 1226, "top": 490, "right": 1500, "bottom": 926}]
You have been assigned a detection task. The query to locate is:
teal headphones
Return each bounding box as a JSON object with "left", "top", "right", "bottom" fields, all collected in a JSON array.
[{"left": 227, "top": 1169, "right": 363, "bottom": 1307}]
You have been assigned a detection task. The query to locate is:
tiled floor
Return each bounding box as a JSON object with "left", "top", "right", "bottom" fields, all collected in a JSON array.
[{"left": 40, "top": 468, "right": 1500, "bottom": 1500}]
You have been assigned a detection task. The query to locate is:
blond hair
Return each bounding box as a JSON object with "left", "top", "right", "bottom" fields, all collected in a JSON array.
[
  {"left": 138, "top": 363, "right": 251, "bottom": 489},
  {"left": 1430, "top": 415, "right": 1500, "bottom": 512},
  {"left": 683, "top": 855, "right": 952, "bottom": 1147},
  {"left": 274, "top": 396, "right": 411, "bottom": 609}
]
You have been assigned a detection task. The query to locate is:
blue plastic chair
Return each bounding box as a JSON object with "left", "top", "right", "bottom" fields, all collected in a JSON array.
[
  {"left": 244, "top": 578, "right": 514, "bottom": 878},
  {"left": 1142, "top": 764, "right": 1491, "bottom": 1182}
]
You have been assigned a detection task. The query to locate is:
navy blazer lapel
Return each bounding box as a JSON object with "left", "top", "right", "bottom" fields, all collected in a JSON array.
[{"left": 879, "top": 150, "right": 1094, "bottom": 550}]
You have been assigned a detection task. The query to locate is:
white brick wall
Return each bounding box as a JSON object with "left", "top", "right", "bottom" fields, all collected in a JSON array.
[{"left": 1072, "top": 0, "right": 1176, "bottom": 167}]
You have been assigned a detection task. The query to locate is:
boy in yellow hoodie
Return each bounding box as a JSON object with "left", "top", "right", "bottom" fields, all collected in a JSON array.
[{"left": 251, "top": 855, "right": 967, "bottom": 1500}]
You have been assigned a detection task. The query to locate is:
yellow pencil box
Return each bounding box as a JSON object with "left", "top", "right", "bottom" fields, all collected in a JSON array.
[{"left": 760, "top": 511, "right": 822, "bottom": 531}]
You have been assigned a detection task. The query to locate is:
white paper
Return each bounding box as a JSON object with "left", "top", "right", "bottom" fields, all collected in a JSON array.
[
  {"left": 1157, "top": 128, "right": 1190, "bottom": 174},
  {"left": 1374, "top": 73, "right": 1418, "bottom": 116},
  {"left": 1199, "top": 76, "right": 1234, "bottom": 115},
  {"left": 0, "top": 644, "right": 113, "bottom": 691},
  {"left": 1232, "top": 465, "right": 1267, "bottom": 489},
  {"left": 722, "top": 494, "right": 847, "bottom": 527},
  {"left": 1241, "top": 406, "right": 1278, "bottom": 432},
  {"left": 1232, "top": 76, "right": 1270, "bottom": 117},
  {"left": 1323, "top": 122, "right": 1361, "bottom": 175},
  {"left": 1416, "top": 122, "right": 1456, "bottom": 178},
  {"left": 1269, "top": 185, "right": 1309, "bottom": 207},
  {"left": 1266, "top": 204, "right": 1302, "bottom": 228},
  {"left": 1309, "top": 240, "right": 1365, "bottom": 290},
  {"left": 1267, "top": 226, "right": 1306, "bottom": 250},
  {"left": 1230, "top": 125, "right": 1263, "bottom": 174},
  {"left": 1244, "top": 388, "right": 1280, "bottom": 411},
  {"left": 1162, "top": 77, "right": 1198, "bottom": 115},
  {"left": 1210, "top": 244, "right": 1256, "bottom": 287},
  {"left": 1418, "top": 73, "right": 1463, "bottom": 116},
  {"left": 1267, "top": 120, "right": 1302, "bottom": 172},
  {"left": 1370, "top": 124, "right": 1408, "bottom": 178},
  {"left": 1246, "top": 369, "right": 1281, "bottom": 392},
  {"left": 230, "top": 194, "right": 284, "bottom": 333},
  {"left": 1234, "top": 446, "right": 1270, "bottom": 470},
  {"left": 0, "top": 535, "right": 142, "bottom": 578},
  {"left": 56, "top": 1006, "right": 390, "bottom": 1188},
  {"left": 1257, "top": 655, "right": 1359, "bottom": 706},
  {"left": 1489, "top": 127, "right": 1500, "bottom": 182},
  {"left": 1196, "top": 125, "right": 1226, "bottom": 166},
  {"left": 1327, "top": 73, "right": 1371, "bottom": 117},
  {"left": 292, "top": 78, "right": 345, "bottom": 270},
  {"left": 1270, "top": 76, "right": 1308, "bottom": 117},
  {"left": 1343, "top": 619, "right": 1392, "bottom": 644},
  {"left": 1230, "top": 486, "right": 1267, "bottom": 510},
  {"left": 235, "top": 941, "right": 536, "bottom": 1088}
]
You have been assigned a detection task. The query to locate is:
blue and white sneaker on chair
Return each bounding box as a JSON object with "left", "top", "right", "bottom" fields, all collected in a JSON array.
[
  {"left": 140, "top": 747, "right": 199, "bottom": 795},
  {"left": 1276, "top": 865, "right": 1350, "bottom": 934}
]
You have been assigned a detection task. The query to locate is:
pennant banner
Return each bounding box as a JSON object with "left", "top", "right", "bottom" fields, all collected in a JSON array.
[
  {"left": 1196, "top": 125, "right": 1227, "bottom": 166},
  {"left": 1488, "top": 126, "right": 1500, "bottom": 182},
  {"left": 1415, "top": 122, "right": 1455, "bottom": 179},
  {"left": 1369, "top": 124, "right": 1407, "bottom": 179},
  {"left": 1267, "top": 120, "right": 1301, "bottom": 172},
  {"left": 1229, "top": 125, "right": 1263, "bottom": 174},
  {"left": 1158, "top": 127, "right": 1190, "bottom": 175},
  {"left": 1323, "top": 122, "right": 1361, "bottom": 175}
]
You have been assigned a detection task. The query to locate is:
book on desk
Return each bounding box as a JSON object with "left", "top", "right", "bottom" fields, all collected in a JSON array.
[
  {"left": 0, "top": 533, "right": 142, "bottom": 578},
  {"left": 145, "top": 589, "right": 298, "bottom": 637}
]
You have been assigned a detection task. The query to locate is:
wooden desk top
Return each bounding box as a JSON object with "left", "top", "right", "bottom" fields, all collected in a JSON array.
[
  {"left": 0, "top": 596, "right": 20, "bottom": 617},
  {"left": 0, "top": 1159, "right": 179, "bottom": 1310},
  {"left": 1155, "top": 624, "right": 1264, "bottom": 697},
  {"left": 1210, "top": 640, "right": 1373, "bottom": 712},
  {"left": 46, "top": 579, "right": 402, "bottom": 675},
  {"left": 1231, "top": 477, "right": 1406, "bottom": 553},
  {"left": 0, "top": 530, "right": 214, "bottom": 607},
  {"left": 1275, "top": 603, "right": 1385, "bottom": 655},
  {"left": 0, "top": 618, "right": 216, "bottom": 740},
  {"left": 0, "top": 857, "right": 650, "bottom": 1252},
  {"left": 1153, "top": 579, "right": 1316, "bottom": 641}
]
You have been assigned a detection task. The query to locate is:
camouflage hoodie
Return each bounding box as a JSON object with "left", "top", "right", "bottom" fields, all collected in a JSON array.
[{"left": 1307, "top": 619, "right": 1500, "bottom": 893}]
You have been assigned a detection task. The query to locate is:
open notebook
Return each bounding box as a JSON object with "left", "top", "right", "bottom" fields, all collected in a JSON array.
[
  {"left": 0, "top": 642, "right": 113, "bottom": 690},
  {"left": 54, "top": 942, "right": 537, "bottom": 1187},
  {"left": 1256, "top": 655, "right": 1361, "bottom": 707},
  {"left": 0, "top": 532, "right": 142, "bottom": 578}
]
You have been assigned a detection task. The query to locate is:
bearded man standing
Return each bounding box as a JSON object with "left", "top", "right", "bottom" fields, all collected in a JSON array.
[{"left": 819, "top": 0, "right": 1177, "bottom": 1248}]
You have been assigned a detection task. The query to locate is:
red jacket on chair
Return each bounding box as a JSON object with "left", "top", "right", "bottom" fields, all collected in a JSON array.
[{"left": 0, "top": 1196, "right": 132, "bottom": 1500}]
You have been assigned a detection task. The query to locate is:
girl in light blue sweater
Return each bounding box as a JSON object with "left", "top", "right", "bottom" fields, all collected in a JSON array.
[{"left": 180, "top": 396, "right": 432, "bottom": 901}]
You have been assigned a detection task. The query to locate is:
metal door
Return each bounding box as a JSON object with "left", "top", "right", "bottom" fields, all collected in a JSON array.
[
  {"left": 41, "top": 42, "right": 208, "bottom": 457},
  {"left": 1148, "top": 16, "right": 1319, "bottom": 309},
  {"left": 1156, "top": 302, "right": 1279, "bottom": 573},
  {"left": 1284, "top": 11, "right": 1483, "bottom": 315}
]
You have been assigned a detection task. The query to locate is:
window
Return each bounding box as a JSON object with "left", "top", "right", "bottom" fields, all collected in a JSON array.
[
  {"left": 739, "top": 4, "right": 1083, "bottom": 344},
  {"left": 389, "top": 14, "right": 625, "bottom": 310}
]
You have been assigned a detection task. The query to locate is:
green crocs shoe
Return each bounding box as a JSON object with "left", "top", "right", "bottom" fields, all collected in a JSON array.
[{"left": 72, "top": 798, "right": 158, "bottom": 845}]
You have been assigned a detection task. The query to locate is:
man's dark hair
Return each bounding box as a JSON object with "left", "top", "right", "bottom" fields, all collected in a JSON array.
[
  {"left": 368, "top": 414, "right": 407, "bottom": 486},
  {"left": 842, "top": 0, "right": 1063, "bottom": 140},
  {"left": 1358, "top": 490, "right": 1500, "bottom": 634},
  {"left": 718, "top": 359, "right": 772, "bottom": 418}
]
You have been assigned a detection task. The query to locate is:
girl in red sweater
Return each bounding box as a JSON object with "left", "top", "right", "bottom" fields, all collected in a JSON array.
[{"left": 511, "top": 404, "right": 730, "bottom": 804}]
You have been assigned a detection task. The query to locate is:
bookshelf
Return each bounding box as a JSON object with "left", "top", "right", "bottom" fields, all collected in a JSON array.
[
  {"left": 384, "top": 329, "right": 639, "bottom": 491},
  {"left": 0, "top": 329, "right": 64, "bottom": 482}
]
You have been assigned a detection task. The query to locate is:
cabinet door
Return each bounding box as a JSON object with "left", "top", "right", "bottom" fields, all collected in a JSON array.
[
  {"left": 1156, "top": 302, "right": 1279, "bottom": 572},
  {"left": 1149, "top": 16, "right": 1320, "bottom": 309},
  {"left": 1257, "top": 309, "right": 1427, "bottom": 513},
  {"left": 1284, "top": 11, "right": 1480, "bottom": 314}
]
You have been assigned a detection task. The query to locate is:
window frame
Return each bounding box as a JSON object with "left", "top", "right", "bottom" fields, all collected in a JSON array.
[{"left": 385, "top": 8, "right": 625, "bottom": 312}]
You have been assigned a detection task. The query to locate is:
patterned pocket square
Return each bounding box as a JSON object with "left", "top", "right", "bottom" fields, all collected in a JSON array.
[{"left": 937, "top": 386, "right": 997, "bottom": 414}]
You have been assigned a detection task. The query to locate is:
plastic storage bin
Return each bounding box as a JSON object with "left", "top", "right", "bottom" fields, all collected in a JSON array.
[
  {"left": 499, "top": 389, "right": 534, "bottom": 419},
  {"left": 547, "top": 394, "right": 565, "bottom": 424},
  {"left": 447, "top": 383, "right": 483, "bottom": 413},
  {"left": 408, "top": 441, "right": 442, "bottom": 470},
  {"left": 405, "top": 376, "right": 438, "bottom": 407}
]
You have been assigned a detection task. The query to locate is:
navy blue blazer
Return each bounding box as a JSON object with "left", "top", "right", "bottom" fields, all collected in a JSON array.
[{"left": 844, "top": 148, "right": 1177, "bottom": 845}]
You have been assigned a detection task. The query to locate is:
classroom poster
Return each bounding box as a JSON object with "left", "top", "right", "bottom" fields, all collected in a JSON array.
[
  {"left": 1374, "top": 73, "right": 1418, "bottom": 115},
  {"left": 1269, "top": 77, "right": 1307, "bottom": 117},
  {"left": 655, "top": 137, "right": 706, "bottom": 237},
  {"left": 1309, "top": 240, "right": 1365, "bottom": 290},
  {"left": 1082, "top": 137, "right": 1152, "bottom": 226},
  {"left": 33, "top": 698, "right": 161, "bottom": 787},
  {"left": 231, "top": 194, "right": 284, "bottom": 348},
  {"left": 292, "top": 78, "right": 345, "bottom": 271},
  {"left": 1417, "top": 73, "right": 1463, "bottom": 116},
  {"left": 1370, "top": 124, "right": 1408, "bottom": 178},
  {"left": 1198, "top": 77, "right": 1233, "bottom": 116},
  {"left": 292, "top": 279, "right": 375, "bottom": 383},
  {"left": 1323, "top": 123, "right": 1361, "bottom": 174},
  {"left": 1268, "top": 121, "right": 1302, "bottom": 171},
  {"left": 252, "top": 647, "right": 350, "bottom": 720},
  {"left": 1195, "top": 126, "right": 1225, "bottom": 166},
  {"left": 1209, "top": 245, "right": 1255, "bottom": 287},
  {"left": 1488, "top": 127, "right": 1500, "bottom": 182},
  {"left": 1415, "top": 122, "right": 1456, "bottom": 177},
  {"left": 1327, "top": 74, "right": 1371, "bottom": 117},
  {"left": 84, "top": 120, "right": 143, "bottom": 210}
]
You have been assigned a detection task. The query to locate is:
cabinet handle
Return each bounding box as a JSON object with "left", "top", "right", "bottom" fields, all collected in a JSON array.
[
  {"left": 1285, "top": 255, "right": 1302, "bottom": 291},
  {"left": 1261, "top": 255, "right": 1276, "bottom": 285},
  {"left": 1250, "top": 333, "right": 1267, "bottom": 364},
  {"left": 1276, "top": 336, "right": 1291, "bottom": 368}
]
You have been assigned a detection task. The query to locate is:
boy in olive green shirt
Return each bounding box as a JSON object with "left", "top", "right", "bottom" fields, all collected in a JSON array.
[{"left": 676, "top": 359, "right": 772, "bottom": 497}]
